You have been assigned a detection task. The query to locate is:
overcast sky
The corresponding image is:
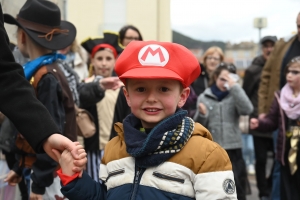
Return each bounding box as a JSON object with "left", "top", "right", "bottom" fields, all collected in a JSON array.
[{"left": 171, "top": 0, "right": 300, "bottom": 43}]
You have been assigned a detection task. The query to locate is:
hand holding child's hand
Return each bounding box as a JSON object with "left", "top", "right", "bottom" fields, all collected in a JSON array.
[
  {"left": 198, "top": 103, "right": 207, "bottom": 115},
  {"left": 52, "top": 142, "right": 87, "bottom": 177},
  {"left": 250, "top": 118, "right": 259, "bottom": 130}
]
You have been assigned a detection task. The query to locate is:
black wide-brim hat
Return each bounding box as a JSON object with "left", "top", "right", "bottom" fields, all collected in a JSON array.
[{"left": 4, "top": 0, "right": 76, "bottom": 51}]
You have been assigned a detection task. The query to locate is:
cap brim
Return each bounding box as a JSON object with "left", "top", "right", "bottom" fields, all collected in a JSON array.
[
  {"left": 4, "top": 14, "right": 76, "bottom": 50},
  {"left": 118, "top": 67, "right": 185, "bottom": 85}
]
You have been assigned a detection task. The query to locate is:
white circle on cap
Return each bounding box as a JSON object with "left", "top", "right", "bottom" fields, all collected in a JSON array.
[{"left": 138, "top": 44, "right": 169, "bottom": 66}]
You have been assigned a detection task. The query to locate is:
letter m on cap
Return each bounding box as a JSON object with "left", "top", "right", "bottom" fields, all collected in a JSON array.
[{"left": 138, "top": 44, "right": 169, "bottom": 66}]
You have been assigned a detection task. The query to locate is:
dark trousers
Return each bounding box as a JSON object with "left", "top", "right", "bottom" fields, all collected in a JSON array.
[
  {"left": 226, "top": 149, "right": 248, "bottom": 200},
  {"left": 253, "top": 136, "right": 274, "bottom": 197}
]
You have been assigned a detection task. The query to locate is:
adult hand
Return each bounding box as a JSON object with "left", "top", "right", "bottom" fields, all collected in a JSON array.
[
  {"left": 198, "top": 103, "right": 207, "bottom": 115},
  {"left": 43, "top": 135, "right": 85, "bottom": 177},
  {"left": 4, "top": 170, "right": 22, "bottom": 186},
  {"left": 259, "top": 113, "right": 266, "bottom": 119},
  {"left": 99, "top": 77, "right": 123, "bottom": 90},
  {"left": 250, "top": 118, "right": 259, "bottom": 129},
  {"left": 30, "top": 192, "right": 43, "bottom": 200}
]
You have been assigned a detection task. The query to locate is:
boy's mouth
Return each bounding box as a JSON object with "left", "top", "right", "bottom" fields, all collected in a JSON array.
[{"left": 143, "top": 108, "right": 161, "bottom": 112}]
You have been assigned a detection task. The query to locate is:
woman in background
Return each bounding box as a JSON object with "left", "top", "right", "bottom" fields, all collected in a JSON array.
[{"left": 119, "top": 25, "right": 143, "bottom": 47}]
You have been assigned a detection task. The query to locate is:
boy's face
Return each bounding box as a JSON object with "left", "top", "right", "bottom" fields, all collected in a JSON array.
[{"left": 123, "top": 79, "right": 190, "bottom": 129}]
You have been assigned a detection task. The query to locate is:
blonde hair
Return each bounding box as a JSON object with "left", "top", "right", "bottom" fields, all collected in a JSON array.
[{"left": 203, "top": 46, "right": 224, "bottom": 66}]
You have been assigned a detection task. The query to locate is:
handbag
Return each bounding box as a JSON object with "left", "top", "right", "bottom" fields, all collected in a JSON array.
[{"left": 75, "top": 105, "right": 96, "bottom": 138}]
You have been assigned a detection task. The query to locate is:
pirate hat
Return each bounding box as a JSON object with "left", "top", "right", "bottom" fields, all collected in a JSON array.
[
  {"left": 81, "top": 31, "right": 124, "bottom": 58},
  {"left": 4, "top": 0, "right": 76, "bottom": 50}
]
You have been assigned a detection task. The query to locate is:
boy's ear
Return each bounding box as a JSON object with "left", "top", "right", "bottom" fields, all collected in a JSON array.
[
  {"left": 122, "top": 87, "right": 131, "bottom": 107},
  {"left": 21, "top": 30, "right": 26, "bottom": 44},
  {"left": 177, "top": 87, "right": 190, "bottom": 108}
]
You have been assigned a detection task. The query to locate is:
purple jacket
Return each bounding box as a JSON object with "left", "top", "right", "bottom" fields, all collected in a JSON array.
[{"left": 256, "top": 91, "right": 287, "bottom": 165}]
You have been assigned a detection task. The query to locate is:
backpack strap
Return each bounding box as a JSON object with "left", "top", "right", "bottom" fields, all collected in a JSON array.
[{"left": 30, "top": 66, "right": 48, "bottom": 94}]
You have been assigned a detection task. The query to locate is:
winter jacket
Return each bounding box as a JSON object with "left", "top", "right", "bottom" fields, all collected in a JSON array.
[
  {"left": 258, "top": 35, "right": 297, "bottom": 114},
  {"left": 255, "top": 91, "right": 288, "bottom": 165},
  {"left": 61, "top": 121, "right": 237, "bottom": 200},
  {"left": 193, "top": 85, "right": 253, "bottom": 150}
]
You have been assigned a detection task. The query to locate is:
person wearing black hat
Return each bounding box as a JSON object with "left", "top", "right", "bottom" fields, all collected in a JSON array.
[
  {"left": 243, "top": 35, "right": 277, "bottom": 200},
  {"left": 80, "top": 32, "right": 130, "bottom": 182},
  {"left": 3, "top": 0, "right": 83, "bottom": 199}
]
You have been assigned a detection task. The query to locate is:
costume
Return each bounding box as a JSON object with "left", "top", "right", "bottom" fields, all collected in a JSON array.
[
  {"left": 258, "top": 35, "right": 299, "bottom": 114},
  {"left": 194, "top": 84, "right": 253, "bottom": 200},
  {"left": 80, "top": 32, "right": 128, "bottom": 181},
  {"left": 243, "top": 55, "right": 274, "bottom": 198},
  {"left": 255, "top": 90, "right": 300, "bottom": 200},
  {"left": 0, "top": 4, "right": 59, "bottom": 153},
  {"left": 58, "top": 40, "right": 237, "bottom": 199},
  {"left": 60, "top": 110, "right": 236, "bottom": 200}
]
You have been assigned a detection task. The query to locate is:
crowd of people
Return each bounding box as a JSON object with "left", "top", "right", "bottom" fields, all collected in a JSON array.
[{"left": 0, "top": 0, "right": 299, "bottom": 200}]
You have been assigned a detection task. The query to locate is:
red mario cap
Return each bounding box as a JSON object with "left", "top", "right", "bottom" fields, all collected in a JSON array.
[{"left": 115, "top": 41, "right": 200, "bottom": 87}]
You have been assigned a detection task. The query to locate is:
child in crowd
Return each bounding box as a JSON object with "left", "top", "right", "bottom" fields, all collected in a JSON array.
[
  {"left": 250, "top": 56, "right": 300, "bottom": 200},
  {"left": 55, "top": 41, "right": 237, "bottom": 199},
  {"left": 193, "top": 63, "right": 253, "bottom": 200},
  {"left": 79, "top": 32, "right": 130, "bottom": 182}
]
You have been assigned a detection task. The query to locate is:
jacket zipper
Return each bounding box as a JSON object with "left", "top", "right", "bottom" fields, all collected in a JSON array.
[
  {"left": 220, "top": 105, "right": 223, "bottom": 142},
  {"left": 130, "top": 167, "right": 145, "bottom": 200},
  {"left": 152, "top": 172, "right": 184, "bottom": 183}
]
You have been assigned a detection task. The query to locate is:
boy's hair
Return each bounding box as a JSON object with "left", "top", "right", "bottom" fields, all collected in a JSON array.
[
  {"left": 115, "top": 41, "right": 201, "bottom": 88},
  {"left": 285, "top": 56, "right": 300, "bottom": 74},
  {"left": 209, "top": 62, "right": 236, "bottom": 86}
]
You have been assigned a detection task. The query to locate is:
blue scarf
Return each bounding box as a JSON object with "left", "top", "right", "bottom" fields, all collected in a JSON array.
[
  {"left": 23, "top": 53, "right": 65, "bottom": 80},
  {"left": 123, "top": 109, "right": 194, "bottom": 168},
  {"left": 211, "top": 83, "right": 229, "bottom": 101}
]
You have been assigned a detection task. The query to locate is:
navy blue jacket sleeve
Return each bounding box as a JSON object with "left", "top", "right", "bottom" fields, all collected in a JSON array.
[{"left": 61, "top": 171, "right": 107, "bottom": 200}]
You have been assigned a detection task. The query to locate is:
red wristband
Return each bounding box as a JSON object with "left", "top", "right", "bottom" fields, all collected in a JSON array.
[{"left": 57, "top": 168, "right": 80, "bottom": 186}]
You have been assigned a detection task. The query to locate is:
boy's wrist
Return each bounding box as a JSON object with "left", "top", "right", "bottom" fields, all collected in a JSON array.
[{"left": 57, "top": 168, "right": 80, "bottom": 186}]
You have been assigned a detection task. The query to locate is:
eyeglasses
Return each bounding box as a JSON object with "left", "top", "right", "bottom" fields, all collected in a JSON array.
[
  {"left": 206, "top": 56, "right": 220, "bottom": 61},
  {"left": 287, "top": 70, "right": 300, "bottom": 75},
  {"left": 124, "top": 36, "right": 140, "bottom": 41}
]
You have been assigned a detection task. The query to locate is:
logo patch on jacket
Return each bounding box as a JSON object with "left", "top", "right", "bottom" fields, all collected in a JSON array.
[{"left": 223, "top": 179, "right": 235, "bottom": 194}]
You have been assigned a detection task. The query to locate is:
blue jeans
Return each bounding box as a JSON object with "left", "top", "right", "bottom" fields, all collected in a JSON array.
[
  {"left": 241, "top": 134, "right": 255, "bottom": 166},
  {"left": 23, "top": 168, "right": 31, "bottom": 197},
  {"left": 271, "top": 129, "right": 280, "bottom": 200}
]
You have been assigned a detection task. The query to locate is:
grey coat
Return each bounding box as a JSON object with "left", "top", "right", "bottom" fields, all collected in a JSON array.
[{"left": 193, "top": 85, "right": 253, "bottom": 150}]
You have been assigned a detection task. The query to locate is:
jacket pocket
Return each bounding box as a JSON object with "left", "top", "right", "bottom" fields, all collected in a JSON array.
[
  {"left": 106, "top": 168, "right": 125, "bottom": 182},
  {"left": 152, "top": 171, "right": 185, "bottom": 184}
]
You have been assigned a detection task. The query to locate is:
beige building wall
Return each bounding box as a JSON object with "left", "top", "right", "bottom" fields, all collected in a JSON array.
[{"left": 66, "top": 0, "right": 171, "bottom": 43}]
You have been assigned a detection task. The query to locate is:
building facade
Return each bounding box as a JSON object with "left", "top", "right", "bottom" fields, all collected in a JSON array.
[{"left": 2, "top": 0, "right": 171, "bottom": 44}]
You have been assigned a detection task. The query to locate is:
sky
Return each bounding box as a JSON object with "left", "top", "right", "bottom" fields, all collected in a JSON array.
[{"left": 171, "top": 0, "right": 300, "bottom": 43}]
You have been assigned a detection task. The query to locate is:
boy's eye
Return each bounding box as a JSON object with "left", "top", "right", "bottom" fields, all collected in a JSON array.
[
  {"left": 136, "top": 87, "right": 145, "bottom": 92},
  {"left": 160, "top": 87, "right": 169, "bottom": 92}
]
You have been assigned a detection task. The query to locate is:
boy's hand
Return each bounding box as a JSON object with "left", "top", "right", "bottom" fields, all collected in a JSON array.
[
  {"left": 4, "top": 170, "right": 22, "bottom": 186},
  {"left": 250, "top": 118, "right": 259, "bottom": 129},
  {"left": 198, "top": 103, "right": 206, "bottom": 115},
  {"left": 52, "top": 142, "right": 87, "bottom": 177}
]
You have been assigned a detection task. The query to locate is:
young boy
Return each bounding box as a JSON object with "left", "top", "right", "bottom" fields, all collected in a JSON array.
[{"left": 56, "top": 41, "right": 237, "bottom": 199}]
